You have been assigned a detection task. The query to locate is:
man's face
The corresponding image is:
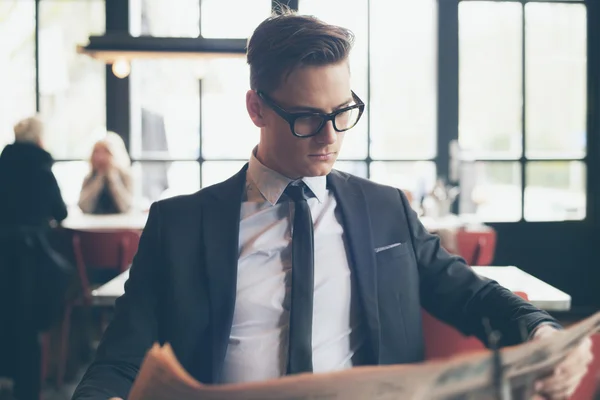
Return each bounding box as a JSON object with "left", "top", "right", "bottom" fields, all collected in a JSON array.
[{"left": 250, "top": 61, "right": 353, "bottom": 179}]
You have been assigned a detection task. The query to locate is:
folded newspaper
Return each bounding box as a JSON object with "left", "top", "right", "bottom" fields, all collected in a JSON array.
[{"left": 129, "top": 312, "right": 600, "bottom": 400}]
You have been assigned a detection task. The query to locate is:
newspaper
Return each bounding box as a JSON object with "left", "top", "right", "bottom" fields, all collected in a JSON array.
[{"left": 129, "top": 312, "right": 600, "bottom": 400}]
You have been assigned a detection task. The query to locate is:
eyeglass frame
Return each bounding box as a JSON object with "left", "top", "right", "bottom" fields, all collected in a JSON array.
[{"left": 256, "top": 90, "right": 365, "bottom": 138}]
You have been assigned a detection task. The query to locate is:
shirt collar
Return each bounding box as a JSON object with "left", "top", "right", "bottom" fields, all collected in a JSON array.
[{"left": 247, "top": 148, "right": 327, "bottom": 205}]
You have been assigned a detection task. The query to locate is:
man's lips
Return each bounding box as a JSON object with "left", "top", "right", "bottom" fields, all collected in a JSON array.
[{"left": 308, "top": 152, "right": 336, "bottom": 160}]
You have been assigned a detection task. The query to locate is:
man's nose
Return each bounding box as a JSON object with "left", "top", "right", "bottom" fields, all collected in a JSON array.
[{"left": 315, "top": 120, "right": 337, "bottom": 145}]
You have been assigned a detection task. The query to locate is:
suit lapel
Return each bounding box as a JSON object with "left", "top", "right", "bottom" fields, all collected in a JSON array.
[
  {"left": 327, "top": 170, "right": 381, "bottom": 363},
  {"left": 202, "top": 164, "right": 247, "bottom": 383}
]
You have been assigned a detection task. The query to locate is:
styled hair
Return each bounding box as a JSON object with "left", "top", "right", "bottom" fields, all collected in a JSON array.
[
  {"left": 90, "top": 130, "right": 131, "bottom": 172},
  {"left": 246, "top": 8, "right": 355, "bottom": 93},
  {"left": 13, "top": 116, "right": 44, "bottom": 144}
]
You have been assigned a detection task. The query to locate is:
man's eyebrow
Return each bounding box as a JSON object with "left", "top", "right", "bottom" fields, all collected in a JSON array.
[{"left": 286, "top": 97, "right": 354, "bottom": 113}]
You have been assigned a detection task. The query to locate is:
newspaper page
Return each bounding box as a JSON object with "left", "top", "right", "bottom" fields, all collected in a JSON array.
[{"left": 129, "top": 311, "right": 600, "bottom": 400}]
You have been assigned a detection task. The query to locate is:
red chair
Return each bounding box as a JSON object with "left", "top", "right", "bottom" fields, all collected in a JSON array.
[
  {"left": 55, "top": 229, "right": 140, "bottom": 388},
  {"left": 456, "top": 227, "right": 497, "bottom": 265},
  {"left": 71, "top": 230, "right": 140, "bottom": 306}
]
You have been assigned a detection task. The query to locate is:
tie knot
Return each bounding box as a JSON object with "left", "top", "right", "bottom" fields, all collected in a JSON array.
[{"left": 285, "top": 181, "right": 311, "bottom": 202}]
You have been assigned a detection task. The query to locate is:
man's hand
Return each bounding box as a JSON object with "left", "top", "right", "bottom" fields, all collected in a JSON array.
[{"left": 532, "top": 325, "right": 593, "bottom": 399}]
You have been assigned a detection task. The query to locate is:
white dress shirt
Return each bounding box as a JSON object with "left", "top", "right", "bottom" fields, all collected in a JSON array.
[{"left": 220, "top": 151, "right": 366, "bottom": 384}]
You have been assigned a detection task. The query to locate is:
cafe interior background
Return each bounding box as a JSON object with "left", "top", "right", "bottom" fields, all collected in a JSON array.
[{"left": 1, "top": 0, "right": 599, "bottom": 398}]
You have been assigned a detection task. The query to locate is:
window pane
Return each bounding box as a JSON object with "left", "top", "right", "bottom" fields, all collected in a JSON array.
[
  {"left": 201, "top": 0, "right": 271, "bottom": 39},
  {"left": 460, "top": 162, "right": 521, "bottom": 222},
  {"left": 369, "top": 161, "right": 437, "bottom": 205},
  {"left": 370, "top": 0, "right": 437, "bottom": 160},
  {"left": 202, "top": 161, "right": 246, "bottom": 188},
  {"left": 132, "top": 161, "right": 200, "bottom": 204},
  {"left": 299, "top": 0, "right": 368, "bottom": 159},
  {"left": 39, "top": 0, "right": 106, "bottom": 159},
  {"left": 525, "top": 162, "right": 585, "bottom": 221},
  {"left": 201, "top": 58, "right": 259, "bottom": 159},
  {"left": 130, "top": 0, "right": 200, "bottom": 37},
  {"left": 0, "top": 0, "right": 36, "bottom": 149},
  {"left": 525, "top": 4, "right": 587, "bottom": 159},
  {"left": 130, "top": 59, "right": 201, "bottom": 160},
  {"left": 334, "top": 161, "right": 367, "bottom": 179},
  {"left": 53, "top": 161, "right": 89, "bottom": 208},
  {"left": 459, "top": 2, "right": 522, "bottom": 159}
]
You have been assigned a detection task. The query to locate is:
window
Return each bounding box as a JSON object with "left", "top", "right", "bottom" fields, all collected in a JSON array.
[
  {"left": 130, "top": 0, "right": 271, "bottom": 39},
  {"left": 0, "top": 0, "right": 36, "bottom": 149},
  {"left": 458, "top": 1, "right": 587, "bottom": 222},
  {"left": 129, "top": 56, "right": 258, "bottom": 203},
  {"left": 128, "top": 1, "right": 271, "bottom": 204},
  {"left": 201, "top": 0, "right": 271, "bottom": 39},
  {"left": 39, "top": 0, "right": 106, "bottom": 160},
  {"left": 130, "top": 0, "right": 200, "bottom": 38}
]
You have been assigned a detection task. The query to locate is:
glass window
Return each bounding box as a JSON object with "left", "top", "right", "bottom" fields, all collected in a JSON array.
[
  {"left": 201, "top": 0, "right": 271, "bottom": 39},
  {"left": 130, "top": 59, "right": 201, "bottom": 160},
  {"left": 299, "top": 0, "right": 368, "bottom": 160},
  {"left": 525, "top": 161, "right": 586, "bottom": 222},
  {"left": 38, "top": 0, "right": 106, "bottom": 160},
  {"left": 335, "top": 161, "right": 367, "bottom": 179},
  {"left": 130, "top": 57, "right": 257, "bottom": 161},
  {"left": 459, "top": 2, "right": 522, "bottom": 159},
  {"left": 202, "top": 161, "right": 247, "bottom": 188},
  {"left": 0, "top": 0, "right": 36, "bottom": 149},
  {"left": 369, "top": 161, "right": 437, "bottom": 205},
  {"left": 53, "top": 161, "right": 90, "bottom": 208},
  {"left": 369, "top": 0, "right": 437, "bottom": 160},
  {"left": 201, "top": 58, "right": 259, "bottom": 159},
  {"left": 461, "top": 162, "right": 522, "bottom": 222},
  {"left": 130, "top": 0, "right": 200, "bottom": 38},
  {"left": 525, "top": 3, "right": 587, "bottom": 159},
  {"left": 132, "top": 161, "right": 200, "bottom": 204}
]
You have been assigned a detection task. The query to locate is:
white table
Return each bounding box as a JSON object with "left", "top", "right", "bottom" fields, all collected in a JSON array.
[
  {"left": 61, "top": 210, "right": 148, "bottom": 231},
  {"left": 473, "top": 266, "right": 571, "bottom": 311},
  {"left": 92, "top": 266, "right": 571, "bottom": 311}
]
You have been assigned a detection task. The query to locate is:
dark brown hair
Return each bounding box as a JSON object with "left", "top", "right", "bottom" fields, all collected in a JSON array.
[{"left": 246, "top": 7, "right": 355, "bottom": 93}]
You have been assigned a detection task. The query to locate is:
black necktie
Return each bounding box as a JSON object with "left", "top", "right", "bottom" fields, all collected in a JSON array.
[{"left": 285, "top": 182, "right": 314, "bottom": 374}]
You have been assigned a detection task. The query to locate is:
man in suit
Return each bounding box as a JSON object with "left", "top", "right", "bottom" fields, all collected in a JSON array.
[{"left": 73, "top": 11, "right": 592, "bottom": 400}]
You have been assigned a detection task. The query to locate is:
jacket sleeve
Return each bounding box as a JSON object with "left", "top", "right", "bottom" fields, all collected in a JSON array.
[
  {"left": 72, "top": 202, "right": 164, "bottom": 400},
  {"left": 78, "top": 174, "right": 104, "bottom": 214},
  {"left": 398, "top": 189, "right": 560, "bottom": 346}
]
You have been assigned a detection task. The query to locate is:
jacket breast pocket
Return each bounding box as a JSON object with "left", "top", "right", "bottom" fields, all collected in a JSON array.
[{"left": 375, "top": 242, "right": 411, "bottom": 265}]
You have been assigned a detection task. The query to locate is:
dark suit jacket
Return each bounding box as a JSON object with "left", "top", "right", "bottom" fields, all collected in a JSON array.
[{"left": 73, "top": 166, "right": 558, "bottom": 399}]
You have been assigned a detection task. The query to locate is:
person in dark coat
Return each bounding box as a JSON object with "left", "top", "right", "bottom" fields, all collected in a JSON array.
[{"left": 0, "top": 115, "right": 71, "bottom": 400}]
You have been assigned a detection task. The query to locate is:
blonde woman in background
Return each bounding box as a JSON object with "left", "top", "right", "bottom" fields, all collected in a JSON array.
[{"left": 78, "top": 132, "right": 134, "bottom": 214}]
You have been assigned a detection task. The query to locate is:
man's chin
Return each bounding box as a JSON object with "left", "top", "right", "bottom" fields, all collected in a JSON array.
[{"left": 304, "top": 164, "right": 334, "bottom": 177}]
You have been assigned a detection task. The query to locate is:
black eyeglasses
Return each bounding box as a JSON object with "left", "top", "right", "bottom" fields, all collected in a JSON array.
[{"left": 256, "top": 90, "right": 365, "bottom": 138}]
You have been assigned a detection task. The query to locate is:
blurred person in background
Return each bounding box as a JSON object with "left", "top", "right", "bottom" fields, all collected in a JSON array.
[
  {"left": 0, "top": 116, "right": 67, "bottom": 226},
  {"left": 78, "top": 132, "right": 133, "bottom": 215},
  {"left": 0, "top": 116, "right": 72, "bottom": 400}
]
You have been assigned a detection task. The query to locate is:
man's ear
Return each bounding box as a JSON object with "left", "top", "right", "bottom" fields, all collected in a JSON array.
[{"left": 246, "top": 90, "right": 267, "bottom": 128}]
